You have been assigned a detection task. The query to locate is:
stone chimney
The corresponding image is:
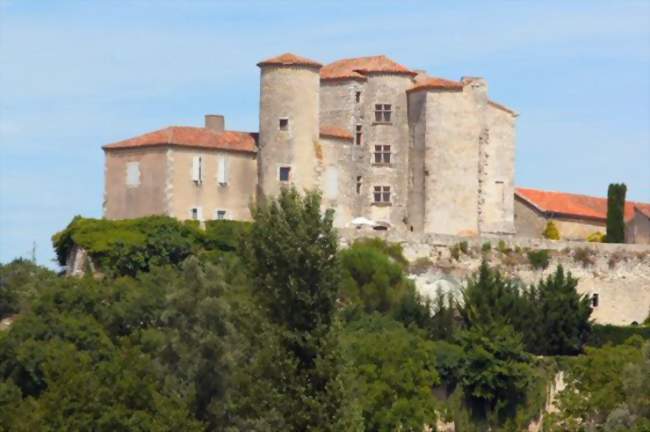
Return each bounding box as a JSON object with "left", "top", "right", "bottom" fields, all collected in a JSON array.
[{"left": 205, "top": 114, "right": 225, "bottom": 133}]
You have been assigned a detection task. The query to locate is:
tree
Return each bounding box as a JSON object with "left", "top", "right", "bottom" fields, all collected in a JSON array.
[
  {"left": 459, "top": 261, "right": 523, "bottom": 329},
  {"left": 606, "top": 183, "right": 627, "bottom": 243},
  {"left": 547, "top": 338, "right": 650, "bottom": 431},
  {"left": 341, "top": 314, "right": 440, "bottom": 431},
  {"left": 525, "top": 265, "right": 592, "bottom": 355},
  {"left": 458, "top": 323, "right": 532, "bottom": 423},
  {"left": 340, "top": 240, "right": 414, "bottom": 315},
  {"left": 244, "top": 187, "right": 350, "bottom": 430}
]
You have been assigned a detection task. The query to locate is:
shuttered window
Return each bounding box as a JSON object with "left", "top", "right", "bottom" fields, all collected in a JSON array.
[{"left": 217, "top": 156, "right": 229, "bottom": 185}]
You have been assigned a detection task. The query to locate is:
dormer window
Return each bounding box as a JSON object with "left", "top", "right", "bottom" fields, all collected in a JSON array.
[
  {"left": 279, "top": 118, "right": 289, "bottom": 131},
  {"left": 374, "top": 104, "right": 392, "bottom": 123}
]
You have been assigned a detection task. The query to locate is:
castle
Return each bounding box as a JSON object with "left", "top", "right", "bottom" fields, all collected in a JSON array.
[{"left": 103, "top": 52, "right": 518, "bottom": 236}]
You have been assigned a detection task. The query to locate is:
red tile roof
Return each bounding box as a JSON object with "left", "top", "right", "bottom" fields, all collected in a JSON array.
[
  {"left": 257, "top": 53, "right": 322, "bottom": 68},
  {"left": 407, "top": 77, "right": 464, "bottom": 93},
  {"left": 103, "top": 126, "right": 257, "bottom": 153},
  {"left": 515, "top": 187, "right": 650, "bottom": 222},
  {"left": 488, "top": 100, "right": 518, "bottom": 116},
  {"left": 319, "top": 125, "right": 353, "bottom": 141},
  {"left": 320, "top": 55, "right": 417, "bottom": 81}
]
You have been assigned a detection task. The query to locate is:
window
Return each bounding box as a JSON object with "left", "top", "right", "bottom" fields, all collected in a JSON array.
[
  {"left": 355, "top": 125, "right": 363, "bottom": 145},
  {"left": 373, "top": 186, "right": 391, "bottom": 204},
  {"left": 356, "top": 176, "right": 362, "bottom": 194},
  {"left": 592, "top": 293, "right": 599, "bottom": 308},
  {"left": 374, "top": 145, "right": 391, "bottom": 164},
  {"left": 279, "top": 166, "right": 291, "bottom": 182},
  {"left": 279, "top": 118, "right": 289, "bottom": 131},
  {"left": 374, "top": 104, "right": 392, "bottom": 123},
  {"left": 215, "top": 210, "right": 227, "bottom": 220},
  {"left": 190, "top": 207, "right": 203, "bottom": 221},
  {"left": 355, "top": 91, "right": 361, "bottom": 103},
  {"left": 192, "top": 156, "right": 203, "bottom": 183},
  {"left": 217, "top": 156, "right": 229, "bottom": 185},
  {"left": 126, "top": 162, "right": 140, "bottom": 187}
]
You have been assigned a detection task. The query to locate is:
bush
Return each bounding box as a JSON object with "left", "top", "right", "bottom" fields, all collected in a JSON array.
[
  {"left": 340, "top": 241, "right": 414, "bottom": 314},
  {"left": 450, "top": 241, "right": 469, "bottom": 261},
  {"left": 527, "top": 250, "right": 550, "bottom": 270},
  {"left": 481, "top": 242, "right": 492, "bottom": 253},
  {"left": 587, "top": 231, "right": 605, "bottom": 242},
  {"left": 543, "top": 221, "right": 560, "bottom": 240},
  {"left": 497, "top": 240, "right": 511, "bottom": 254},
  {"left": 574, "top": 247, "right": 595, "bottom": 267},
  {"left": 588, "top": 325, "right": 650, "bottom": 347}
]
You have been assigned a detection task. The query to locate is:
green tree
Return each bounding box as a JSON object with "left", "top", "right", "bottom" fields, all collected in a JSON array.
[
  {"left": 458, "top": 323, "right": 532, "bottom": 423},
  {"left": 340, "top": 240, "right": 414, "bottom": 315},
  {"left": 244, "top": 188, "right": 350, "bottom": 430},
  {"left": 459, "top": 261, "right": 523, "bottom": 329},
  {"left": 547, "top": 338, "right": 650, "bottom": 431},
  {"left": 341, "top": 314, "right": 440, "bottom": 431},
  {"left": 524, "top": 265, "right": 592, "bottom": 355},
  {"left": 606, "top": 183, "right": 627, "bottom": 243}
]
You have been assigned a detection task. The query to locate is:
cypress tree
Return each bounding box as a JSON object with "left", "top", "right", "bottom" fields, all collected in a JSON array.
[{"left": 606, "top": 183, "right": 627, "bottom": 243}]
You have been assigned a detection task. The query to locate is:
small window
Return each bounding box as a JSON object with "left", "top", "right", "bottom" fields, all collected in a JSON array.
[
  {"left": 126, "top": 162, "right": 140, "bottom": 187},
  {"left": 373, "top": 145, "right": 391, "bottom": 164},
  {"left": 279, "top": 166, "right": 291, "bottom": 182},
  {"left": 592, "top": 293, "right": 599, "bottom": 308},
  {"left": 355, "top": 91, "right": 361, "bottom": 103},
  {"left": 215, "top": 210, "right": 227, "bottom": 220},
  {"left": 279, "top": 118, "right": 289, "bottom": 131},
  {"left": 191, "top": 207, "right": 202, "bottom": 221},
  {"left": 355, "top": 125, "right": 363, "bottom": 145},
  {"left": 356, "top": 176, "right": 362, "bottom": 194},
  {"left": 373, "top": 186, "right": 391, "bottom": 203},
  {"left": 374, "top": 104, "right": 392, "bottom": 123}
]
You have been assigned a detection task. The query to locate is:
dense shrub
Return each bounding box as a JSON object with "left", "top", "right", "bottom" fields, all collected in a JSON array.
[
  {"left": 526, "top": 249, "right": 550, "bottom": 270},
  {"left": 51, "top": 216, "right": 251, "bottom": 277},
  {"left": 543, "top": 220, "right": 560, "bottom": 240},
  {"left": 587, "top": 231, "right": 605, "bottom": 242},
  {"left": 341, "top": 315, "right": 440, "bottom": 431},
  {"left": 588, "top": 325, "right": 650, "bottom": 347},
  {"left": 340, "top": 240, "right": 415, "bottom": 315},
  {"left": 0, "top": 259, "right": 58, "bottom": 319}
]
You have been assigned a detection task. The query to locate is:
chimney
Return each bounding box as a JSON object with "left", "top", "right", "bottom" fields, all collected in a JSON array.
[{"left": 205, "top": 114, "right": 225, "bottom": 133}]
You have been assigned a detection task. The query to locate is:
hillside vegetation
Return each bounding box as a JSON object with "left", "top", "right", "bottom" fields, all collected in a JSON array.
[{"left": 0, "top": 188, "right": 648, "bottom": 431}]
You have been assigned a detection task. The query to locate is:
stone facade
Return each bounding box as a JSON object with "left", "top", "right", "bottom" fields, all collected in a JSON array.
[
  {"left": 103, "top": 52, "right": 518, "bottom": 236},
  {"left": 626, "top": 207, "right": 650, "bottom": 244}
]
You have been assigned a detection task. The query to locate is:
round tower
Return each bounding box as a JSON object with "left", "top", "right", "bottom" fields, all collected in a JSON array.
[{"left": 257, "top": 53, "right": 322, "bottom": 200}]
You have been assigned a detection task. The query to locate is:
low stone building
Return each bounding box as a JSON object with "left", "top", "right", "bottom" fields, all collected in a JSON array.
[
  {"left": 103, "top": 52, "right": 517, "bottom": 237},
  {"left": 103, "top": 118, "right": 257, "bottom": 221},
  {"left": 515, "top": 187, "right": 650, "bottom": 243},
  {"left": 626, "top": 206, "right": 650, "bottom": 244}
]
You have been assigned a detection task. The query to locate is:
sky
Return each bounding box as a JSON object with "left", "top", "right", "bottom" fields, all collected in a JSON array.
[{"left": 0, "top": 1, "right": 649, "bottom": 267}]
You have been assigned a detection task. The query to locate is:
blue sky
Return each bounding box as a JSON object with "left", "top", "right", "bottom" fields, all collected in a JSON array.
[{"left": 1, "top": 1, "right": 649, "bottom": 267}]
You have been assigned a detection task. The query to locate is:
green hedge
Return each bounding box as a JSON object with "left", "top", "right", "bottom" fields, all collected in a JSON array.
[
  {"left": 52, "top": 216, "right": 251, "bottom": 276},
  {"left": 587, "top": 324, "right": 650, "bottom": 347}
]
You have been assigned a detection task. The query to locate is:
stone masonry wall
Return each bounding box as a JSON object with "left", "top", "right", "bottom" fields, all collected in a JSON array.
[{"left": 340, "top": 228, "right": 650, "bottom": 325}]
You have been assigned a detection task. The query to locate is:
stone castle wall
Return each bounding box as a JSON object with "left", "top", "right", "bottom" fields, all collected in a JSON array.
[{"left": 340, "top": 228, "right": 650, "bottom": 325}]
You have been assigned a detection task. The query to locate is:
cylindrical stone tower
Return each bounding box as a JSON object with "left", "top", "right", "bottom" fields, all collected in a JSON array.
[{"left": 257, "top": 53, "right": 322, "bottom": 199}]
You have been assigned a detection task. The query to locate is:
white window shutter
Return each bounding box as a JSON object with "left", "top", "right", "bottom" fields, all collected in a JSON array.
[
  {"left": 217, "top": 156, "right": 228, "bottom": 184},
  {"left": 197, "top": 207, "right": 203, "bottom": 221},
  {"left": 192, "top": 156, "right": 201, "bottom": 182}
]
